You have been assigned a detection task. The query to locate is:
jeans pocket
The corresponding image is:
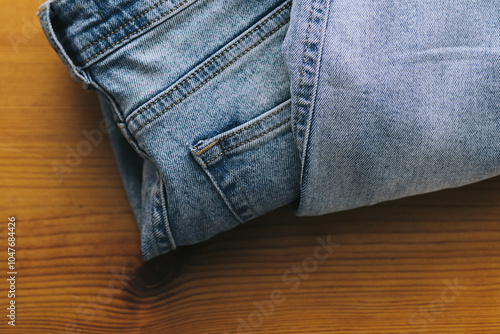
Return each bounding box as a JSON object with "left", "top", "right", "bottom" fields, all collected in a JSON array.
[
  {"left": 124, "top": 0, "right": 292, "bottom": 137},
  {"left": 189, "top": 100, "right": 300, "bottom": 222}
]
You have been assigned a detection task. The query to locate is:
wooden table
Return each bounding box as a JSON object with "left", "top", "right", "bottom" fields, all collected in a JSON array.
[{"left": 1, "top": 1, "right": 499, "bottom": 333}]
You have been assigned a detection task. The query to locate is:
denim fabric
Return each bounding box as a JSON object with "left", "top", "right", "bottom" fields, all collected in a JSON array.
[
  {"left": 39, "top": 0, "right": 300, "bottom": 260},
  {"left": 39, "top": 0, "right": 500, "bottom": 260},
  {"left": 283, "top": 0, "right": 500, "bottom": 215}
]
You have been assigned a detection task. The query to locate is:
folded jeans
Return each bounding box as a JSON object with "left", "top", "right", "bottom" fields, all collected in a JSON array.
[{"left": 39, "top": 0, "right": 500, "bottom": 260}]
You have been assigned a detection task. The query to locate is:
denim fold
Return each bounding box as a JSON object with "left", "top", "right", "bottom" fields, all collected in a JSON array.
[{"left": 40, "top": 0, "right": 500, "bottom": 260}]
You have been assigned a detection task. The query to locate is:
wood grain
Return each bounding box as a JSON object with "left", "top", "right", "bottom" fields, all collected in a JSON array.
[{"left": 1, "top": 1, "right": 499, "bottom": 333}]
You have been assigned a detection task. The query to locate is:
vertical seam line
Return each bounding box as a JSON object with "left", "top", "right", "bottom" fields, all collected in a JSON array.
[{"left": 294, "top": 0, "right": 316, "bottom": 137}]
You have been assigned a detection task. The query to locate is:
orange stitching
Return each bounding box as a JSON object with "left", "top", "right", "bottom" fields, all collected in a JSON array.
[
  {"left": 131, "top": 17, "right": 290, "bottom": 135},
  {"left": 126, "top": 1, "right": 292, "bottom": 125},
  {"left": 82, "top": 0, "right": 190, "bottom": 65},
  {"left": 77, "top": 0, "right": 172, "bottom": 56},
  {"left": 203, "top": 118, "right": 290, "bottom": 166},
  {"left": 195, "top": 139, "right": 218, "bottom": 156}
]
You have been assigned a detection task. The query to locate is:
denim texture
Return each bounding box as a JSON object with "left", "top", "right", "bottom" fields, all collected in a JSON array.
[
  {"left": 39, "top": 0, "right": 300, "bottom": 260},
  {"left": 40, "top": 0, "right": 500, "bottom": 260},
  {"left": 283, "top": 0, "right": 500, "bottom": 215}
]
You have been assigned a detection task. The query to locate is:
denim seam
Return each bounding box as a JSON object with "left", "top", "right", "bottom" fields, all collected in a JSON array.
[
  {"left": 157, "top": 173, "right": 176, "bottom": 252},
  {"left": 81, "top": 0, "right": 192, "bottom": 66},
  {"left": 144, "top": 174, "right": 159, "bottom": 257},
  {"left": 190, "top": 152, "right": 245, "bottom": 224},
  {"left": 148, "top": 177, "right": 167, "bottom": 257},
  {"left": 131, "top": 17, "right": 291, "bottom": 135},
  {"left": 294, "top": 0, "right": 316, "bottom": 137},
  {"left": 194, "top": 101, "right": 291, "bottom": 156},
  {"left": 37, "top": 0, "right": 62, "bottom": 15},
  {"left": 86, "top": 71, "right": 153, "bottom": 159},
  {"left": 145, "top": 170, "right": 176, "bottom": 258},
  {"left": 294, "top": 0, "right": 327, "bottom": 159},
  {"left": 202, "top": 118, "right": 291, "bottom": 166},
  {"left": 77, "top": 0, "right": 174, "bottom": 56},
  {"left": 127, "top": 1, "right": 292, "bottom": 126},
  {"left": 217, "top": 142, "right": 259, "bottom": 217},
  {"left": 295, "top": 0, "right": 329, "bottom": 214}
]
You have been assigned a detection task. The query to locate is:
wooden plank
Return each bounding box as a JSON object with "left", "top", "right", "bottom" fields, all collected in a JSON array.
[{"left": 1, "top": 1, "right": 499, "bottom": 333}]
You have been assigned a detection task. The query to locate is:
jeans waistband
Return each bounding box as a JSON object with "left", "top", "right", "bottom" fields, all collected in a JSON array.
[{"left": 38, "top": 0, "right": 197, "bottom": 69}]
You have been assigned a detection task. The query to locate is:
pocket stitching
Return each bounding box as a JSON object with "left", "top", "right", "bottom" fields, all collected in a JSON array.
[
  {"left": 202, "top": 117, "right": 291, "bottom": 166},
  {"left": 131, "top": 15, "right": 291, "bottom": 135},
  {"left": 127, "top": 1, "right": 292, "bottom": 128},
  {"left": 195, "top": 101, "right": 291, "bottom": 156}
]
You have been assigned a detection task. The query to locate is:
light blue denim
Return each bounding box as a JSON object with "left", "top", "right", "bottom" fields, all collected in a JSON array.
[
  {"left": 284, "top": 0, "right": 500, "bottom": 215},
  {"left": 39, "top": 0, "right": 500, "bottom": 260}
]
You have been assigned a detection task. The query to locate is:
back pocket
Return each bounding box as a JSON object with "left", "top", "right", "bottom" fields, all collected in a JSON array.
[{"left": 190, "top": 100, "right": 300, "bottom": 222}]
